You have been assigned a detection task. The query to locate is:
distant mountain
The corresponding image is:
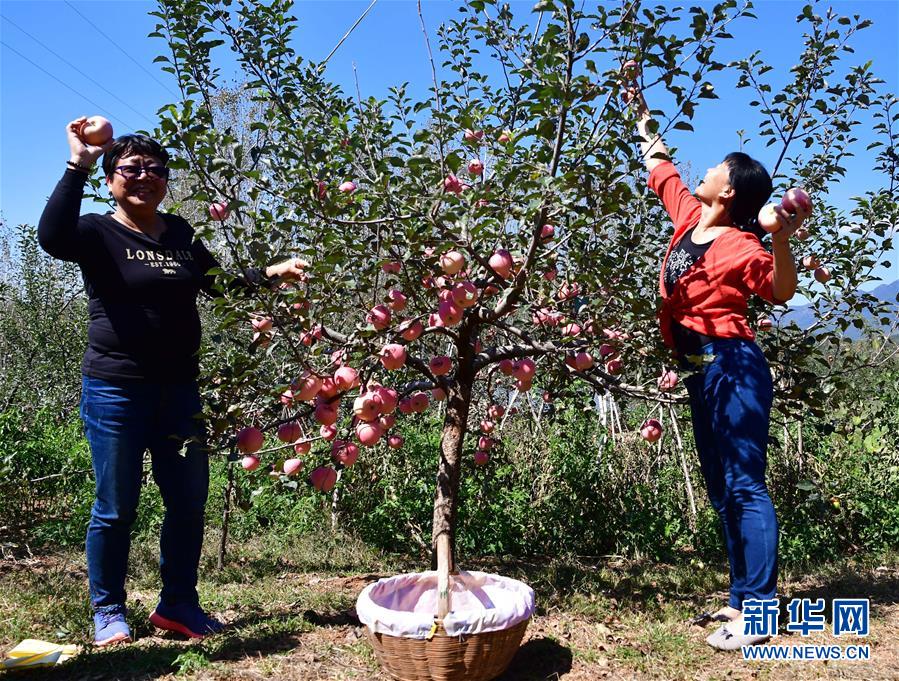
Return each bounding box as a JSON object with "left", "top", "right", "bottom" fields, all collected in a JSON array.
[{"left": 779, "top": 279, "right": 898, "bottom": 338}]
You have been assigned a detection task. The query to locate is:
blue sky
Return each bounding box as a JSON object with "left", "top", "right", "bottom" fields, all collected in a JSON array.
[{"left": 2, "top": 0, "right": 897, "bottom": 288}]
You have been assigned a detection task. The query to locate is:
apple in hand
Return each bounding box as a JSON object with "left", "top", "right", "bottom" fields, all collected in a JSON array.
[{"left": 81, "top": 115, "right": 114, "bottom": 145}]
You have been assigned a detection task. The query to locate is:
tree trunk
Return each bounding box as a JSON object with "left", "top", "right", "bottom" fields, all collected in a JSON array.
[{"left": 430, "top": 326, "right": 475, "bottom": 572}]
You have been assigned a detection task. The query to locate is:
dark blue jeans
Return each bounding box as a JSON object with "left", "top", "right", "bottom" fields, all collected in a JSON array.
[
  {"left": 682, "top": 339, "right": 778, "bottom": 609},
  {"left": 80, "top": 376, "right": 209, "bottom": 612}
]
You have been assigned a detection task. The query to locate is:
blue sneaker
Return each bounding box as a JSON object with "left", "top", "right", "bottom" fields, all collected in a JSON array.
[
  {"left": 94, "top": 606, "right": 132, "bottom": 646},
  {"left": 149, "top": 601, "right": 224, "bottom": 639}
]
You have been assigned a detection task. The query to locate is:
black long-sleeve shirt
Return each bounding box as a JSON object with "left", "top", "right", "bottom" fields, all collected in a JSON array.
[{"left": 38, "top": 169, "right": 262, "bottom": 381}]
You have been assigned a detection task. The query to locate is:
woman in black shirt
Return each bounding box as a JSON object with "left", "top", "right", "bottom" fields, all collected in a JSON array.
[{"left": 39, "top": 117, "right": 305, "bottom": 646}]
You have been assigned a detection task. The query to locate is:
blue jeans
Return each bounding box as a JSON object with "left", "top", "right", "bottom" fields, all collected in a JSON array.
[
  {"left": 80, "top": 376, "right": 209, "bottom": 612},
  {"left": 682, "top": 339, "right": 778, "bottom": 609}
]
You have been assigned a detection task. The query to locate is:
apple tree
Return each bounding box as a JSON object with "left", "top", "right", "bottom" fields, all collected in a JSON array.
[{"left": 148, "top": 0, "right": 896, "bottom": 568}]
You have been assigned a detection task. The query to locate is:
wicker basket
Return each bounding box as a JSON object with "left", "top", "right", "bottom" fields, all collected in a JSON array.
[
  {"left": 366, "top": 617, "right": 528, "bottom": 681},
  {"left": 361, "top": 535, "right": 530, "bottom": 681}
]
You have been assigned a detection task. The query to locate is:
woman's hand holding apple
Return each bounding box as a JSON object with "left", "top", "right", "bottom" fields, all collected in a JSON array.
[{"left": 67, "top": 117, "right": 114, "bottom": 168}]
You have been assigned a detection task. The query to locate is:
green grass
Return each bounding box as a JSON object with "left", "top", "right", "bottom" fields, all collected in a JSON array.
[{"left": 1, "top": 528, "right": 896, "bottom": 680}]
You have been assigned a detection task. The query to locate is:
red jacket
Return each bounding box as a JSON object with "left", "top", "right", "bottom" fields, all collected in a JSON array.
[{"left": 648, "top": 161, "right": 781, "bottom": 349}]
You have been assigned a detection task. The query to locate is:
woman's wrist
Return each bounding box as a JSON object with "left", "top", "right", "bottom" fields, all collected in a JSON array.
[{"left": 68, "top": 152, "right": 97, "bottom": 169}]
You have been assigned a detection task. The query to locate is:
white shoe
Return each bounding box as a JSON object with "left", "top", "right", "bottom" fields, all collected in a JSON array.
[{"left": 705, "top": 618, "right": 770, "bottom": 651}]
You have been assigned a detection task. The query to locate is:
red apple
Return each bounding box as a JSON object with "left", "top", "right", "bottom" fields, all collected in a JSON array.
[
  {"left": 452, "top": 281, "right": 479, "bottom": 308},
  {"left": 279, "top": 389, "right": 294, "bottom": 406},
  {"left": 410, "top": 391, "right": 430, "bottom": 413},
  {"left": 355, "top": 421, "right": 383, "bottom": 447},
  {"left": 467, "top": 158, "right": 484, "bottom": 175},
  {"left": 488, "top": 249, "right": 514, "bottom": 279},
  {"left": 563, "top": 322, "right": 582, "bottom": 337},
  {"left": 209, "top": 202, "right": 230, "bottom": 221},
  {"left": 487, "top": 404, "right": 505, "bottom": 420},
  {"left": 387, "top": 434, "right": 404, "bottom": 449},
  {"left": 802, "top": 254, "right": 820, "bottom": 270},
  {"left": 431, "top": 387, "right": 447, "bottom": 401},
  {"left": 294, "top": 372, "right": 322, "bottom": 401},
  {"left": 429, "top": 355, "right": 453, "bottom": 376},
  {"left": 252, "top": 317, "right": 272, "bottom": 332},
  {"left": 314, "top": 401, "right": 339, "bottom": 426},
  {"left": 294, "top": 440, "right": 312, "bottom": 455},
  {"left": 439, "top": 250, "right": 466, "bottom": 275},
  {"left": 480, "top": 420, "right": 495, "bottom": 434},
  {"left": 375, "top": 386, "right": 399, "bottom": 414},
  {"left": 498, "top": 130, "right": 512, "bottom": 143},
  {"left": 320, "top": 424, "right": 337, "bottom": 441},
  {"left": 574, "top": 351, "right": 594, "bottom": 371},
  {"left": 237, "top": 426, "right": 264, "bottom": 454},
  {"left": 657, "top": 370, "right": 678, "bottom": 391},
  {"left": 599, "top": 343, "right": 617, "bottom": 359},
  {"left": 277, "top": 421, "right": 302, "bottom": 443},
  {"left": 81, "top": 115, "right": 114, "bottom": 145},
  {"left": 367, "top": 304, "right": 392, "bottom": 330},
  {"left": 463, "top": 129, "right": 484, "bottom": 143},
  {"left": 399, "top": 319, "right": 424, "bottom": 341},
  {"left": 478, "top": 436, "right": 493, "bottom": 451},
  {"left": 814, "top": 266, "right": 831, "bottom": 283},
  {"left": 474, "top": 451, "right": 490, "bottom": 466},
  {"left": 339, "top": 180, "right": 357, "bottom": 193},
  {"left": 334, "top": 366, "right": 359, "bottom": 391},
  {"left": 557, "top": 282, "right": 580, "bottom": 301},
  {"left": 318, "top": 376, "right": 340, "bottom": 399},
  {"left": 512, "top": 358, "right": 536, "bottom": 380},
  {"left": 353, "top": 393, "right": 381, "bottom": 422},
  {"left": 499, "top": 359, "right": 515, "bottom": 376},
  {"left": 283, "top": 458, "right": 304, "bottom": 476},
  {"left": 386, "top": 289, "right": 407, "bottom": 312},
  {"left": 444, "top": 173, "right": 464, "bottom": 195},
  {"left": 781, "top": 187, "right": 812, "bottom": 216},
  {"left": 382, "top": 261, "right": 402, "bottom": 274},
  {"left": 605, "top": 358, "right": 623, "bottom": 375},
  {"left": 640, "top": 418, "right": 663, "bottom": 443},
  {"left": 310, "top": 465, "right": 338, "bottom": 492},
  {"left": 380, "top": 343, "right": 407, "bottom": 370},
  {"left": 438, "top": 300, "right": 463, "bottom": 326},
  {"left": 540, "top": 224, "right": 555, "bottom": 240},
  {"left": 241, "top": 455, "right": 260, "bottom": 471}
]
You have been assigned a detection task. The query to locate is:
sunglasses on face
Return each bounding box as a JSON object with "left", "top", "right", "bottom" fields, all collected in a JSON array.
[{"left": 114, "top": 164, "right": 170, "bottom": 180}]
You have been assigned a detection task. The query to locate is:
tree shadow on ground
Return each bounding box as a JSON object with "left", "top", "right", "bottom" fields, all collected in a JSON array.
[
  {"left": 496, "top": 637, "right": 573, "bottom": 680},
  {"left": 785, "top": 569, "right": 899, "bottom": 612},
  {"left": 466, "top": 553, "right": 899, "bottom": 617}
]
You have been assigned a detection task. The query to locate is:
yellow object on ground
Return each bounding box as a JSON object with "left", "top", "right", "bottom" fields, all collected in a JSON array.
[{"left": 2, "top": 639, "right": 79, "bottom": 669}]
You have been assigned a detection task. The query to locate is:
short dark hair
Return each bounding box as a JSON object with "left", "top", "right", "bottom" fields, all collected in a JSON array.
[
  {"left": 724, "top": 152, "right": 773, "bottom": 238},
  {"left": 102, "top": 134, "right": 170, "bottom": 178}
]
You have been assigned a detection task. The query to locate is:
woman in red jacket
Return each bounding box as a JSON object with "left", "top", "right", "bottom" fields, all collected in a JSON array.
[{"left": 625, "top": 79, "right": 810, "bottom": 650}]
